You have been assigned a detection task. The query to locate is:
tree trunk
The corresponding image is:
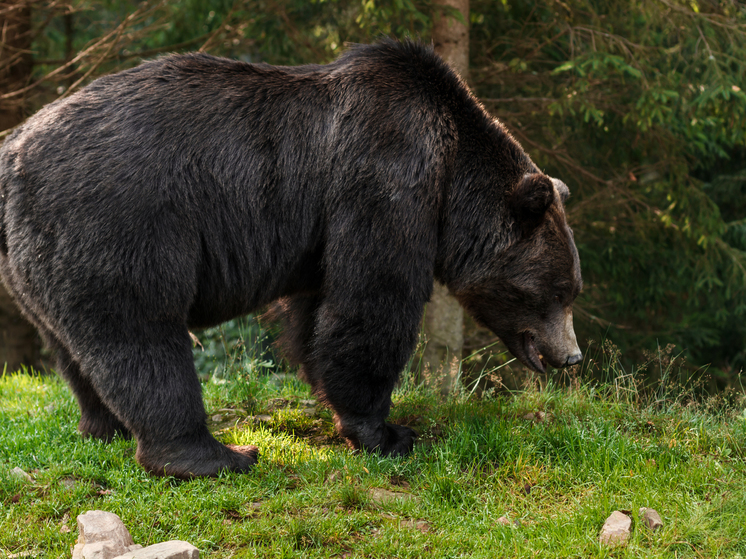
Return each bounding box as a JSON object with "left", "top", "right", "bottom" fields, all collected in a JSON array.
[
  {"left": 425, "top": 0, "right": 468, "bottom": 395},
  {"left": 432, "top": 0, "right": 469, "bottom": 81},
  {"left": 0, "top": 0, "right": 41, "bottom": 372}
]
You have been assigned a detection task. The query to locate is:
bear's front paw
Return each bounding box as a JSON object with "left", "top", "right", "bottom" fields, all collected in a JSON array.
[
  {"left": 379, "top": 423, "right": 417, "bottom": 457},
  {"left": 337, "top": 415, "right": 417, "bottom": 457}
]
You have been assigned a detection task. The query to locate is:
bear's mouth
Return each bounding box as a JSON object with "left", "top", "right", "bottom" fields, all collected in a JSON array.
[{"left": 523, "top": 332, "right": 547, "bottom": 373}]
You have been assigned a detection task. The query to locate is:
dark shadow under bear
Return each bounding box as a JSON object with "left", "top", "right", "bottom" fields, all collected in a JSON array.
[{"left": 0, "top": 40, "right": 582, "bottom": 478}]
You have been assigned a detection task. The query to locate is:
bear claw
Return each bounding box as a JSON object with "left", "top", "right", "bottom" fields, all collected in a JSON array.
[{"left": 226, "top": 444, "right": 261, "bottom": 462}]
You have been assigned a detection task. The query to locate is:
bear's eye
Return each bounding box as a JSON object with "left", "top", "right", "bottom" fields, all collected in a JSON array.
[{"left": 553, "top": 294, "right": 562, "bottom": 305}]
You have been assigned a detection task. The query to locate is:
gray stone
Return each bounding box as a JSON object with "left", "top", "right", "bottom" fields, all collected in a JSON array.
[
  {"left": 369, "top": 488, "right": 418, "bottom": 504},
  {"left": 599, "top": 511, "right": 631, "bottom": 546},
  {"left": 72, "top": 542, "right": 143, "bottom": 559},
  {"left": 521, "top": 411, "right": 551, "bottom": 423},
  {"left": 327, "top": 470, "right": 343, "bottom": 482},
  {"left": 10, "top": 467, "right": 34, "bottom": 483},
  {"left": 399, "top": 519, "right": 430, "bottom": 533},
  {"left": 70, "top": 511, "right": 200, "bottom": 559},
  {"left": 640, "top": 507, "right": 663, "bottom": 532},
  {"left": 72, "top": 511, "right": 138, "bottom": 559},
  {"left": 112, "top": 541, "right": 199, "bottom": 559},
  {"left": 495, "top": 516, "right": 521, "bottom": 527}
]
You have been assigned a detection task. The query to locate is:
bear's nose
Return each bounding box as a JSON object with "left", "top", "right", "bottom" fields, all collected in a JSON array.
[{"left": 565, "top": 352, "right": 583, "bottom": 366}]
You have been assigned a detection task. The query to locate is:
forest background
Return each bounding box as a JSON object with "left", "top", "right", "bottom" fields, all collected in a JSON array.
[{"left": 1, "top": 0, "right": 745, "bottom": 389}]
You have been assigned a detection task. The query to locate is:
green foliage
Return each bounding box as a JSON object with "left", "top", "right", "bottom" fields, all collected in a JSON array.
[
  {"left": 466, "top": 0, "right": 746, "bottom": 376},
  {"left": 191, "top": 315, "right": 280, "bottom": 381}
]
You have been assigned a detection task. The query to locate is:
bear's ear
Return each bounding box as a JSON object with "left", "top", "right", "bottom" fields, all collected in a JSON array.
[
  {"left": 509, "top": 173, "right": 554, "bottom": 224},
  {"left": 551, "top": 177, "right": 570, "bottom": 204}
]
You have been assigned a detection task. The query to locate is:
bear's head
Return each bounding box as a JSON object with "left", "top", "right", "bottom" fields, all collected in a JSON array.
[{"left": 453, "top": 173, "right": 583, "bottom": 373}]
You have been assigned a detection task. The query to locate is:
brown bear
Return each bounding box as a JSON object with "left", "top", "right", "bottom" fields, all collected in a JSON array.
[{"left": 0, "top": 40, "right": 582, "bottom": 478}]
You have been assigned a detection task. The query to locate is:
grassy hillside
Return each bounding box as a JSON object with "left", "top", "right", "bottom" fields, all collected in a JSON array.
[{"left": 1, "top": 347, "right": 744, "bottom": 558}]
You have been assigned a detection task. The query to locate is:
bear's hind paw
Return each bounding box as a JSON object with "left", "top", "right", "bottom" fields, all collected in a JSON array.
[{"left": 137, "top": 439, "right": 259, "bottom": 479}]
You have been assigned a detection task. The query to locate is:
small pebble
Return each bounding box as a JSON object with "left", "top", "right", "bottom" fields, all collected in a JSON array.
[
  {"left": 640, "top": 507, "right": 663, "bottom": 532},
  {"left": 10, "top": 467, "right": 33, "bottom": 483}
]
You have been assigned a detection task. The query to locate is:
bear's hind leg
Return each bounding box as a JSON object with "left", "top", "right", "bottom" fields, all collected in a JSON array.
[
  {"left": 76, "top": 321, "right": 257, "bottom": 478},
  {"left": 21, "top": 312, "right": 130, "bottom": 441},
  {"left": 55, "top": 348, "right": 131, "bottom": 442},
  {"left": 266, "top": 295, "right": 321, "bottom": 387}
]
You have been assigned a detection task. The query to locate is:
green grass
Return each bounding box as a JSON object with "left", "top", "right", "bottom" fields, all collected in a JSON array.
[{"left": 1, "top": 349, "right": 745, "bottom": 558}]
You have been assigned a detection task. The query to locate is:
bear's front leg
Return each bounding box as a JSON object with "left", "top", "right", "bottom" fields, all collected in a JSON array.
[
  {"left": 302, "top": 293, "right": 425, "bottom": 457},
  {"left": 300, "top": 182, "right": 438, "bottom": 456},
  {"left": 271, "top": 294, "right": 418, "bottom": 454}
]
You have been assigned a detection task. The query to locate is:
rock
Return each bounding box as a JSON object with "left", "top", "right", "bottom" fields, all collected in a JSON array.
[
  {"left": 496, "top": 516, "right": 511, "bottom": 526},
  {"left": 71, "top": 511, "right": 199, "bottom": 559},
  {"left": 112, "top": 541, "right": 199, "bottom": 559},
  {"left": 327, "top": 470, "right": 344, "bottom": 482},
  {"left": 399, "top": 519, "right": 430, "bottom": 533},
  {"left": 10, "top": 467, "right": 34, "bottom": 483},
  {"left": 522, "top": 411, "right": 551, "bottom": 423},
  {"left": 639, "top": 507, "right": 663, "bottom": 532},
  {"left": 267, "top": 398, "right": 290, "bottom": 410},
  {"left": 369, "top": 488, "right": 418, "bottom": 504},
  {"left": 599, "top": 511, "right": 632, "bottom": 546},
  {"left": 72, "top": 510, "right": 139, "bottom": 559},
  {"left": 61, "top": 477, "right": 78, "bottom": 490},
  {"left": 60, "top": 512, "right": 72, "bottom": 534},
  {"left": 253, "top": 414, "right": 272, "bottom": 423},
  {"left": 73, "top": 541, "right": 143, "bottom": 559},
  {"left": 76, "top": 510, "right": 135, "bottom": 545}
]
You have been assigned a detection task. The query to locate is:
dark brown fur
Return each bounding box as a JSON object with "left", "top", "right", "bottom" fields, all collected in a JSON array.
[{"left": 0, "top": 40, "right": 581, "bottom": 477}]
